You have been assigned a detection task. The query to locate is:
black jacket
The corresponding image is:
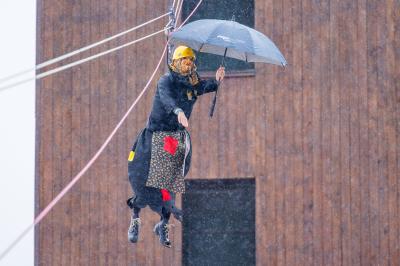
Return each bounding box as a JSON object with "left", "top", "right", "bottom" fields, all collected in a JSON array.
[{"left": 147, "top": 68, "right": 219, "bottom": 131}]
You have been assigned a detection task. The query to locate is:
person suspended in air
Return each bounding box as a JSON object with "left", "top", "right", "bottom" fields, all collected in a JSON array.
[{"left": 126, "top": 45, "right": 225, "bottom": 248}]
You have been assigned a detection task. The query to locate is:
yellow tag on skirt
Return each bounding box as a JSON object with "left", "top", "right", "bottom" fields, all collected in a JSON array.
[{"left": 128, "top": 151, "right": 135, "bottom": 161}]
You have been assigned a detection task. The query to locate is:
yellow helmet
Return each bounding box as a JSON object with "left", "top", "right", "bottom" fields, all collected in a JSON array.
[{"left": 172, "top": 46, "right": 196, "bottom": 60}]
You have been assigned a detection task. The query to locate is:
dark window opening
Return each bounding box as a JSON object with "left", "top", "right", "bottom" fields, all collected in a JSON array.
[
  {"left": 182, "top": 178, "right": 256, "bottom": 266},
  {"left": 181, "top": 0, "right": 255, "bottom": 74}
]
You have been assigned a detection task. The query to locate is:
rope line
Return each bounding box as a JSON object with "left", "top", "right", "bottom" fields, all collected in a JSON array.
[
  {"left": 175, "top": 0, "right": 183, "bottom": 28},
  {"left": 0, "top": 11, "right": 171, "bottom": 86},
  {"left": 172, "top": 0, "right": 177, "bottom": 11},
  {"left": 36, "top": 27, "right": 171, "bottom": 80},
  {"left": 0, "top": 68, "right": 34, "bottom": 84},
  {"left": 37, "top": 12, "right": 171, "bottom": 70},
  {"left": 0, "top": 0, "right": 203, "bottom": 261},
  {"left": 0, "top": 26, "right": 171, "bottom": 92}
]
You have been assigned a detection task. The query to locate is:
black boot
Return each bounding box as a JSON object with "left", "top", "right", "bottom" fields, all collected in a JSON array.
[
  {"left": 128, "top": 216, "right": 141, "bottom": 243},
  {"left": 153, "top": 221, "right": 171, "bottom": 248}
]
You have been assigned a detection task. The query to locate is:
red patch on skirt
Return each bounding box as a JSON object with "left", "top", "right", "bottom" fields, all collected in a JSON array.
[
  {"left": 161, "top": 189, "right": 171, "bottom": 201},
  {"left": 163, "top": 136, "right": 179, "bottom": 155}
]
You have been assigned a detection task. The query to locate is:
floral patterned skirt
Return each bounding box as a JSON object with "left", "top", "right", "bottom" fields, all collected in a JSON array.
[{"left": 145, "top": 130, "right": 190, "bottom": 193}]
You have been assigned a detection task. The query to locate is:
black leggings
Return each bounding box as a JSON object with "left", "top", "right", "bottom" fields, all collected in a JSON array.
[{"left": 132, "top": 206, "right": 171, "bottom": 222}]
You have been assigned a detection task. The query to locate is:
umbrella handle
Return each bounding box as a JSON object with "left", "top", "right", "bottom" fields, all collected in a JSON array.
[
  {"left": 209, "top": 87, "right": 219, "bottom": 117},
  {"left": 209, "top": 48, "right": 227, "bottom": 118},
  {"left": 221, "top": 48, "right": 227, "bottom": 67}
]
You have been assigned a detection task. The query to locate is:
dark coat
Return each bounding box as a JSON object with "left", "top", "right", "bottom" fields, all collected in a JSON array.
[{"left": 127, "top": 68, "right": 218, "bottom": 213}]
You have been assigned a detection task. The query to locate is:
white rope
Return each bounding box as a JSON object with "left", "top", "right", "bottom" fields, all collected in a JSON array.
[
  {"left": 175, "top": 0, "right": 183, "bottom": 28},
  {"left": 0, "top": 26, "right": 171, "bottom": 92},
  {"left": 175, "top": 0, "right": 181, "bottom": 16},
  {"left": 0, "top": 12, "right": 171, "bottom": 85},
  {"left": 36, "top": 27, "right": 171, "bottom": 79},
  {"left": 36, "top": 12, "right": 171, "bottom": 70},
  {"left": 0, "top": 68, "right": 33, "bottom": 84}
]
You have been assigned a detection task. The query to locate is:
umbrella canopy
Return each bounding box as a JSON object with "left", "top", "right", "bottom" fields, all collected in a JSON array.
[{"left": 169, "top": 19, "right": 287, "bottom": 67}]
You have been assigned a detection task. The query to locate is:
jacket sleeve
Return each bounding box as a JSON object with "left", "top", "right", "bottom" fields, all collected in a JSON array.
[
  {"left": 158, "top": 77, "right": 179, "bottom": 114},
  {"left": 195, "top": 78, "right": 219, "bottom": 96}
]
